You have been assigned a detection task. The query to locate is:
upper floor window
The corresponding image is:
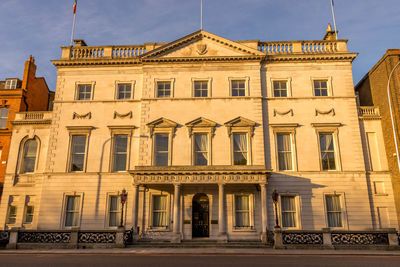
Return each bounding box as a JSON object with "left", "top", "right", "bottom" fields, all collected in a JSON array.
[
  {"left": 194, "top": 81, "right": 208, "bottom": 97},
  {"left": 69, "top": 135, "right": 87, "bottom": 172},
  {"left": 116, "top": 83, "right": 132, "bottom": 100},
  {"left": 313, "top": 80, "right": 328, "bottom": 96},
  {"left": 231, "top": 80, "right": 246, "bottom": 96},
  {"left": 319, "top": 133, "right": 337, "bottom": 171},
  {"left": 0, "top": 108, "right": 9, "bottom": 128},
  {"left": 112, "top": 135, "right": 128, "bottom": 172},
  {"left": 154, "top": 134, "right": 169, "bottom": 166},
  {"left": 233, "top": 133, "right": 248, "bottom": 165},
  {"left": 77, "top": 84, "right": 92, "bottom": 100},
  {"left": 5, "top": 79, "right": 17, "bottom": 89},
  {"left": 277, "top": 133, "right": 293, "bottom": 171},
  {"left": 21, "top": 139, "right": 38, "bottom": 173},
  {"left": 273, "top": 80, "right": 288, "bottom": 97},
  {"left": 157, "top": 81, "right": 171, "bottom": 98},
  {"left": 193, "top": 133, "right": 208, "bottom": 166}
]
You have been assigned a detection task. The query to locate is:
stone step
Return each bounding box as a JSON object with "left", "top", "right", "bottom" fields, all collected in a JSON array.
[{"left": 127, "top": 241, "right": 272, "bottom": 248}]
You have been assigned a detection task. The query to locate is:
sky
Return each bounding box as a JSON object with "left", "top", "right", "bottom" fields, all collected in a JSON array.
[{"left": 0, "top": 0, "right": 399, "bottom": 91}]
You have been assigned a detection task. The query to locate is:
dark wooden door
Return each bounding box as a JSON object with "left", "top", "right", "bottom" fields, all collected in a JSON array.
[{"left": 192, "top": 194, "right": 209, "bottom": 238}]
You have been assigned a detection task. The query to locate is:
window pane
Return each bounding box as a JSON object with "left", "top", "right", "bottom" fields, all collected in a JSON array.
[
  {"left": 277, "top": 134, "right": 293, "bottom": 171},
  {"left": 326, "top": 195, "right": 342, "bottom": 227},
  {"left": 113, "top": 135, "right": 128, "bottom": 172},
  {"left": 71, "top": 135, "right": 86, "bottom": 172},
  {"left": 281, "top": 196, "right": 296, "bottom": 228},
  {"left": 7, "top": 206, "right": 17, "bottom": 224},
  {"left": 0, "top": 108, "right": 9, "bottom": 128},
  {"left": 117, "top": 84, "right": 131, "bottom": 99},
  {"left": 65, "top": 196, "right": 80, "bottom": 227},
  {"left": 155, "top": 134, "right": 169, "bottom": 166},
  {"left": 22, "top": 139, "right": 38, "bottom": 173},
  {"left": 235, "top": 195, "right": 250, "bottom": 227},
  {"left": 231, "top": 80, "right": 246, "bottom": 96},
  {"left": 233, "top": 133, "right": 248, "bottom": 165},
  {"left": 194, "top": 81, "right": 208, "bottom": 97},
  {"left": 152, "top": 195, "right": 167, "bottom": 227},
  {"left": 24, "top": 206, "right": 34, "bottom": 223},
  {"left": 157, "top": 82, "right": 171, "bottom": 98},
  {"left": 319, "top": 133, "right": 336, "bottom": 170},
  {"left": 194, "top": 133, "right": 208, "bottom": 165},
  {"left": 78, "top": 85, "right": 91, "bottom": 100},
  {"left": 109, "top": 196, "right": 120, "bottom": 227}
]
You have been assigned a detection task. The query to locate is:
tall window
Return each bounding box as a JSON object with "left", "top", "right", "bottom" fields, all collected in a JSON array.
[
  {"left": 231, "top": 80, "right": 246, "bottom": 96},
  {"left": 21, "top": 139, "right": 38, "bottom": 173},
  {"left": 117, "top": 83, "right": 132, "bottom": 100},
  {"left": 314, "top": 80, "right": 328, "bottom": 96},
  {"left": 70, "top": 135, "right": 87, "bottom": 172},
  {"left": 5, "top": 79, "right": 17, "bottom": 89},
  {"left": 325, "top": 195, "right": 342, "bottom": 228},
  {"left": 281, "top": 196, "right": 297, "bottom": 228},
  {"left": 7, "top": 205, "right": 17, "bottom": 224},
  {"left": 65, "top": 196, "right": 80, "bottom": 227},
  {"left": 24, "top": 205, "right": 34, "bottom": 224},
  {"left": 273, "top": 81, "right": 288, "bottom": 97},
  {"left": 112, "top": 135, "right": 128, "bottom": 172},
  {"left": 233, "top": 133, "right": 248, "bottom": 165},
  {"left": 194, "top": 81, "right": 208, "bottom": 97},
  {"left": 194, "top": 133, "right": 208, "bottom": 165},
  {"left": 235, "top": 195, "right": 251, "bottom": 228},
  {"left": 154, "top": 134, "right": 169, "bottom": 166},
  {"left": 77, "top": 84, "right": 92, "bottom": 100},
  {"left": 277, "top": 133, "right": 293, "bottom": 171},
  {"left": 0, "top": 108, "right": 9, "bottom": 128},
  {"left": 152, "top": 195, "right": 167, "bottom": 227},
  {"left": 157, "top": 82, "right": 171, "bottom": 98},
  {"left": 108, "top": 196, "right": 121, "bottom": 227},
  {"left": 319, "top": 133, "right": 336, "bottom": 170}
]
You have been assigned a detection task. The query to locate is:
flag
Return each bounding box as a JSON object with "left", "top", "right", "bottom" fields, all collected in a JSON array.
[{"left": 73, "top": 0, "right": 77, "bottom": 14}]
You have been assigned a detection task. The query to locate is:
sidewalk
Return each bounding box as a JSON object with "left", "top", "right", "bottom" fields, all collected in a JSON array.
[{"left": 1, "top": 248, "right": 400, "bottom": 256}]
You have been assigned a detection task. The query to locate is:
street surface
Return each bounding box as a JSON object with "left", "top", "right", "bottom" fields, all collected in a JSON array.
[{"left": 0, "top": 254, "right": 400, "bottom": 267}]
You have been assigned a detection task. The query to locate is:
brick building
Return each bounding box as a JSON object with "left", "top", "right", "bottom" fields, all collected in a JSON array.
[
  {"left": 356, "top": 49, "right": 400, "bottom": 227},
  {"left": 0, "top": 56, "right": 54, "bottom": 196}
]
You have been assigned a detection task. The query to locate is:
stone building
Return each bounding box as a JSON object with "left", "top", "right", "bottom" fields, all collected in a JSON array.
[
  {"left": 0, "top": 29, "right": 397, "bottom": 243},
  {"left": 356, "top": 49, "right": 400, "bottom": 227},
  {"left": 0, "top": 57, "right": 53, "bottom": 198}
]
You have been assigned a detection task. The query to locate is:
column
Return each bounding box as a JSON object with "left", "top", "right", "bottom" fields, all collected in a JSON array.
[
  {"left": 218, "top": 183, "right": 227, "bottom": 241},
  {"left": 172, "top": 184, "right": 181, "bottom": 242},
  {"left": 260, "top": 183, "right": 268, "bottom": 243},
  {"left": 131, "top": 184, "right": 139, "bottom": 234}
]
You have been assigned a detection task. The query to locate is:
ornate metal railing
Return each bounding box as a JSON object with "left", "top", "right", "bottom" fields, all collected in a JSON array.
[
  {"left": 124, "top": 229, "right": 134, "bottom": 244},
  {"left": 78, "top": 232, "right": 116, "bottom": 244},
  {"left": 18, "top": 231, "right": 70, "bottom": 243},
  {"left": 331, "top": 232, "right": 389, "bottom": 245},
  {"left": 0, "top": 231, "right": 9, "bottom": 245},
  {"left": 282, "top": 232, "right": 323, "bottom": 245}
]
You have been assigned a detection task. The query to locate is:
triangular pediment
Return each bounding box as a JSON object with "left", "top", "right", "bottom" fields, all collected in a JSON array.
[
  {"left": 185, "top": 117, "right": 217, "bottom": 127},
  {"left": 224, "top": 116, "right": 256, "bottom": 127},
  {"left": 147, "top": 117, "right": 178, "bottom": 128},
  {"left": 142, "top": 30, "right": 264, "bottom": 60}
]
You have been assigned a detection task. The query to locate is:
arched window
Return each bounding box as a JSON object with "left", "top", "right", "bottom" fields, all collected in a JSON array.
[{"left": 21, "top": 139, "right": 38, "bottom": 173}]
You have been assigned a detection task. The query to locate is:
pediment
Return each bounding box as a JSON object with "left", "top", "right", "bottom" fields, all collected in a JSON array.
[
  {"left": 185, "top": 117, "right": 217, "bottom": 137},
  {"left": 224, "top": 116, "right": 256, "bottom": 127},
  {"left": 142, "top": 30, "right": 264, "bottom": 60},
  {"left": 147, "top": 117, "right": 178, "bottom": 128}
]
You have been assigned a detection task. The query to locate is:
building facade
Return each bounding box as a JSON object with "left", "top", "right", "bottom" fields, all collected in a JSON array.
[
  {"left": 0, "top": 29, "right": 397, "bottom": 243},
  {"left": 356, "top": 50, "right": 400, "bottom": 227},
  {"left": 0, "top": 57, "right": 53, "bottom": 197}
]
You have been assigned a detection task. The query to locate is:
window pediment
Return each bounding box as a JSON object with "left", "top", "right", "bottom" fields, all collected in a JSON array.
[
  {"left": 185, "top": 117, "right": 217, "bottom": 137},
  {"left": 147, "top": 117, "right": 178, "bottom": 137},
  {"left": 224, "top": 116, "right": 256, "bottom": 136}
]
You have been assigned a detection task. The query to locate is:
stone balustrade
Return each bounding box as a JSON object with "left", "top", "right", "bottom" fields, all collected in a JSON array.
[
  {"left": 258, "top": 40, "right": 348, "bottom": 54},
  {"left": 62, "top": 45, "right": 147, "bottom": 60},
  {"left": 13, "top": 111, "right": 53, "bottom": 125},
  {"left": 358, "top": 106, "right": 381, "bottom": 119}
]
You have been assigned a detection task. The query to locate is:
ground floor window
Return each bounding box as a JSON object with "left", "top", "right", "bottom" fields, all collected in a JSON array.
[
  {"left": 152, "top": 195, "right": 167, "bottom": 227},
  {"left": 325, "top": 195, "right": 342, "bottom": 228},
  {"left": 24, "top": 205, "right": 34, "bottom": 224},
  {"left": 108, "top": 196, "right": 121, "bottom": 227},
  {"left": 281, "top": 195, "right": 297, "bottom": 228},
  {"left": 234, "top": 194, "right": 252, "bottom": 228},
  {"left": 65, "top": 196, "right": 81, "bottom": 227},
  {"left": 7, "top": 205, "right": 17, "bottom": 224}
]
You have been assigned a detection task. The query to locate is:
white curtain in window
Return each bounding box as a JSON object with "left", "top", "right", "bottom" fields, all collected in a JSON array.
[
  {"left": 65, "top": 196, "right": 80, "bottom": 227},
  {"left": 233, "top": 133, "right": 248, "bottom": 165},
  {"left": 153, "top": 196, "right": 167, "bottom": 227},
  {"left": 281, "top": 196, "right": 296, "bottom": 228},
  {"left": 326, "top": 195, "right": 342, "bottom": 227},
  {"left": 235, "top": 195, "right": 250, "bottom": 227},
  {"left": 194, "top": 134, "right": 208, "bottom": 165},
  {"left": 278, "top": 134, "right": 292, "bottom": 170}
]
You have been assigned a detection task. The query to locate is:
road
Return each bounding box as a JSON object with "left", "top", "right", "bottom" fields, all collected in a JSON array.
[{"left": 0, "top": 254, "right": 399, "bottom": 267}]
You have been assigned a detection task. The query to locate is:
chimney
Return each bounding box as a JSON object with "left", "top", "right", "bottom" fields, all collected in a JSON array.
[
  {"left": 22, "top": 55, "right": 37, "bottom": 90},
  {"left": 323, "top": 24, "right": 338, "bottom": 40},
  {"left": 73, "top": 39, "right": 87, "bottom": 47}
]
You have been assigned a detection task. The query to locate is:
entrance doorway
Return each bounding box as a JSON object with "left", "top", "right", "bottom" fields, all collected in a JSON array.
[{"left": 192, "top": 193, "right": 209, "bottom": 238}]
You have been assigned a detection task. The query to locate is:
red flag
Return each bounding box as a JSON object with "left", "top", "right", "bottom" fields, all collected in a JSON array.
[{"left": 73, "top": 0, "right": 77, "bottom": 14}]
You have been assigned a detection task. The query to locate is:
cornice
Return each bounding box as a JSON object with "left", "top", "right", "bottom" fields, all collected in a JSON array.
[
  {"left": 264, "top": 53, "right": 358, "bottom": 63},
  {"left": 12, "top": 120, "right": 52, "bottom": 125}
]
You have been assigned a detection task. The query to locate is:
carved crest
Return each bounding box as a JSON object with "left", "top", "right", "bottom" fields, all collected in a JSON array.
[{"left": 196, "top": 44, "right": 208, "bottom": 55}]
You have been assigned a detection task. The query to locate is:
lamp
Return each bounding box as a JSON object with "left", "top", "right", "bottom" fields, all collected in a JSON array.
[
  {"left": 120, "top": 189, "right": 128, "bottom": 227},
  {"left": 272, "top": 189, "right": 280, "bottom": 228}
]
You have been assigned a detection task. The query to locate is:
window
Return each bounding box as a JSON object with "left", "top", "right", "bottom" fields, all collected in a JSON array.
[
  {"left": 231, "top": 80, "right": 246, "bottom": 96},
  {"left": 234, "top": 195, "right": 251, "bottom": 228},
  {"left": 281, "top": 196, "right": 297, "bottom": 228},
  {"left": 65, "top": 196, "right": 81, "bottom": 227},
  {"left": 0, "top": 108, "right": 9, "bottom": 128},
  {"left": 77, "top": 84, "right": 92, "bottom": 100},
  {"left": 7, "top": 205, "right": 17, "bottom": 224},
  {"left": 194, "top": 133, "right": 208, "bottom": 165},
  {"left": 154, "top": 134, "right": 169, "bottom": 166},
  {"left": 5, "top": 79, "right": 17, "bottom": 89},
  {"left": 152, "top": 195, "right": 167, "bottom": 227},
  {"left": 233, "top": 133, "right": 248, "bottom": 165},
  {"left": 116, "top": 83, "right": 132, "bottom": 100},
  {"left": 157, "top": 81, "right": 171, "bottom": 98},
  {"left": 277, "top": 133, "right": 293, "bottom": 171},
  {"left": 108, "top": 196, "right": 121, "bottom": 227},
  {"left": 194, "top": 81, "right": 208, "bottom": 97},
  {"left": 319, "top": 133, "right": 336, "bottom": 170},
  {"left": 273, "top": 81, "right": 288, "bottom": 97},
  {"left": 69, "top": 135, "right": 87, "bottom": 172},
  {"left": 24, "top": 205, "right": 34, "bottom": 224},
  {"left": 21, "top": 139, "right": 38, "bottom": 173},
  {"left": 313, "top": 80, "right": 328, "bottom": 96},
  {"left": 374, "top": 181, "right": 386, "bottom": 195},
  {"left": 112, "top": 135, "right": 128, "bottom": 172},
  {"left": 325, "top": 195, "right": 342, "bottom": 228}
]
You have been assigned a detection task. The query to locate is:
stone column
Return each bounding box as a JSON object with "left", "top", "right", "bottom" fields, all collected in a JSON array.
[
  {"left": 260, "top": 183, "right": 268, "bottom": 243},
  {"left": 132, "top": 184, "right": 139, "bottom": 236},
  {"left": 172, "top": 184, "right": 181, "bottom": 243},
  {"left": 218, "top": 183, "right": 227, "bottom": 242}
]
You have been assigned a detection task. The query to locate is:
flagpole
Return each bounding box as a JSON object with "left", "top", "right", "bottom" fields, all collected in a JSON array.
[
  {"left": 330, "top": 0, "right": 338, "bottom": 39},
  {"left": 201, "top": 0, "right": 203, "bottom": 30},
  {"left": 70, "top": 12, "right": 77, "bottom": 46}
]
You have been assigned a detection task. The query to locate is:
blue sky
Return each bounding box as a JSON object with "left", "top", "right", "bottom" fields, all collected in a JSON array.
[{"left": 0, "top": 0, "right": 399, "bottom": 90}]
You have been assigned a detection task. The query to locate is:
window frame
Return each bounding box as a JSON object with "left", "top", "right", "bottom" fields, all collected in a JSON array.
[
  {"left": 191, "top": 78, "right": 212, "bottom": 98},
  {"left": 23, "top": 196, "right": 35, "bottom": 225},
  {"left": 105, "top": 193, "right": 127, "bottom": 228},
  {"left": 74, "top": 81, "right": 95, "bottom": 101},
  {"left": 231, "top": 132, "right": 250, "bottom": 166},
  {"left": 149, "top": 192, "right": 170, "bottom": 230},
  {"left": 270, "top": 124, "right": 299, "bottom": 172},
  {"left": 154, "top": 78, "right": 175, "bottom": 98},
  {"left": 6, "top": 205, "right": 17, "bottom": 225},
  {"left": 311, "top": 77, "right": 333, "bottom": 97},
  {"left": 5, "top": 79, "right": 17, "bottom": 89},
  {"left": 232, "top": 193, "right": 254, "bottom": 230},
  {"left": 323, "top": 193, "right": 347, "bottom": 229},
  {"left": 18, "top": 137, "right": 40, "bottom": 174},
  {"left": 228, "top": 77, "right": 249, "bottom": 97},
  {"left": 61, "top": 193, "right": 84, "bottom": 229},
  {"left": 108, "top": 126, "right": 135, "bottom": 172},
  {"left": 279, "top": 194, "right": 302, "bottom": 230},
  {"left": 312, "top": 123, "right": 342, "bottom": 172},
  {"left": 270, "top": 78, "right": 292, "bottom": 98},
  {"left": 115, "top": 80, "right": 135, "bottom": 100},
  {"left": 0, "top": 107, "right": 9, "bottom": 129},
  {"left": 153, "top": 133, "right": 171, "bottom": 166},
  {"left": 66, "top": 126, "right": 93, "bottom": 173},
  {"left": 192, "top": 132, "right": 210, "bottom": 166}
]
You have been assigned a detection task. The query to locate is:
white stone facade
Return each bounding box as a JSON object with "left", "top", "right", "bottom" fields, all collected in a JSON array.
[{"left": 0, "top": 30, "right": 397, "bottom": 242}]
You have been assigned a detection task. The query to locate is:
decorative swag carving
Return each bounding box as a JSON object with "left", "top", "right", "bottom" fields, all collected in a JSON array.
[
  {"left": 273, "top": 109, "right": 293, "bottom": 117},
  {"left": 114, "top": 111, "right": 133, "bottom": 119},
  {"left": 72, "top": 112, "right": 91, "bottom": 120},
  {"left": 315, "top": 108, "right": 335, "bottom": 116}
]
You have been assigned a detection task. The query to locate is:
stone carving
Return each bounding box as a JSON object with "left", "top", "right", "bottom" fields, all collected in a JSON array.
[
  {"left": 196, "top": 44, "right": 208, "bottom": 55},
  {"left": 185, "top": 117, "right": 217, "bottom": 137},
  {"left": 331, "top": 233, "right": 389, "bottom": 245},
  {"left": 315, "top": 108, "right": 335, "bottom": 116},
  {"left": 72, "top": 112, "right": 91, "bottom": 120},
  {"left": 133, "top": 173, "right": 267, "bottom": 184},
  {"left": 114, "top": 111, "right": 133, "bottom": 119},
  {"left": 17, "top": 232, "right": 70, "bottom": 243},
  {"left": 224, "top": 116, "right": 256, "bottom": 137},
  {"left": 78, "top": 232, "right": 116, "bottom": 243},
  {"left": 273, "top": 109, "right": 294, "bottom": 117},
  {"left": 282, "top": 232, "right": 323, "bottom": 245}
]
